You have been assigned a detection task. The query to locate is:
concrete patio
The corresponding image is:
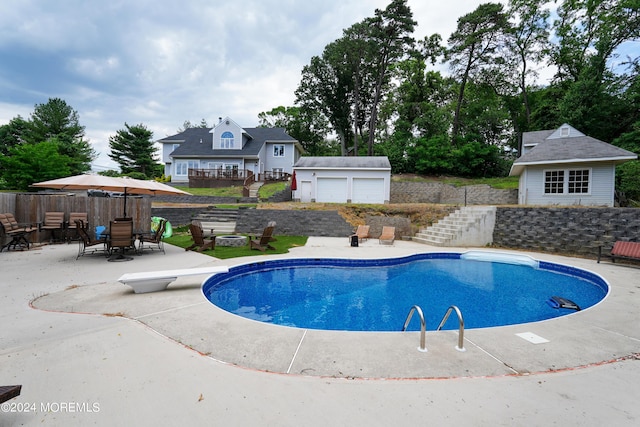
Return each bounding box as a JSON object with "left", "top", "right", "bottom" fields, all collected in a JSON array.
[{"left": 1, "top": 238, "right": 638, "bottom": 426}]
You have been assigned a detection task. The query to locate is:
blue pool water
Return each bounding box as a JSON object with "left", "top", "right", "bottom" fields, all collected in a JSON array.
[{"left": 202, "top": 253, "right": 609, "bottom": 332}]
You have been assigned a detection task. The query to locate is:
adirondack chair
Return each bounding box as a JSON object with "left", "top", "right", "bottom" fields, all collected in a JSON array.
[
  {"left": 186, "top": 223, "right": 216, "bottom": 252},
  {"left": 250, "top": 226, "right": 276, "bottom": 251}
]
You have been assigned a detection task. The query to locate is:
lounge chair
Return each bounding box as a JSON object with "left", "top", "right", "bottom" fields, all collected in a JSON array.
[
  {"left": 139, "top": 218, "right": 166, "bottom": 254},
  {"left": 107, "top": 219, "right": 136, "bottom": 261},
  {"left": 350, "top": 225, "right": 370, "bottom": 243},
  {"left": 39, "top": 211, "right": 65, "bottom": 242},
  {"left": 250, "top": 226, "right": 276, "bottom": 251},
  {"left": 0, "top": 213, "right": 37, "bottom": 252},
  {"left": 186, "top": 223, "right": 216, "bottom": 252},
  {"left": 379, "top": 226, "right": 396, "bottom": 245},
  {"left": 66, "top": 212, "right": 88, "bottom": 241},
  {"left": 75, "top": 220, "right": 108, "bottom": 259}
]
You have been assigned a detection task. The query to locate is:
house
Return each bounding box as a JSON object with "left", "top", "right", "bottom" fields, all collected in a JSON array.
[
  {"left": 509, "top": 124, "right": 637, "bottom": 206},
  {"left": 293, "top": 156, "right": 391, "bottom": 203},
  {"left": 159, "top": 117, "right": 303, "bottom": 185}
]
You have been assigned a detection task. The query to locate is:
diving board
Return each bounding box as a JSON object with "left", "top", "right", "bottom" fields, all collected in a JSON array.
[{"left": 118, "top": 266, "right": 229, "bottom": 294}]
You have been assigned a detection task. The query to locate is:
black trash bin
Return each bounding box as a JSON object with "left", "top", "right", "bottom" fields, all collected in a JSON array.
[{"left": 350, "top": 234, "right": 359, "bottom": 247}]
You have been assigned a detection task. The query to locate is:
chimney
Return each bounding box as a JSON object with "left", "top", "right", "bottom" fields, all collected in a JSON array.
[{"left": 218, "top": 117, "right": 222, "bottom": 123}]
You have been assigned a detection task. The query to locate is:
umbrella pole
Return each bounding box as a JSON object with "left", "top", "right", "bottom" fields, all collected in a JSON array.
[{"left": 123, "top": 188, "right": 128, "bottom": 218}]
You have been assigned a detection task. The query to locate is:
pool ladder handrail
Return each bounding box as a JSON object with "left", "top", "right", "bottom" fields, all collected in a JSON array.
[
  {"left": 436, "top": 305, "right": 466, "bottom": 352},
  {"left": 402, "top": 305, "right": 466, "bottom": 352},
  {"left": 402, "top": 305, "right": 427, "bottom": 352}
]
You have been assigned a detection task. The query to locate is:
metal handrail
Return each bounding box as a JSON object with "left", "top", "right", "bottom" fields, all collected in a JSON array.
[
  {"left": 436, "top": 305, "right": 466, "bottom": 352},
  {"left": 402, "top": 305, "right": 427, "bottom": 352}
]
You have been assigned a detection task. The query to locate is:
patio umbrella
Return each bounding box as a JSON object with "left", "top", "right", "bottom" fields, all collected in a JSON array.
[
  {"left": 290, "top": 170, "right": 297, "bottom": 191},
  {"left": 32, "top": 174, "right": 191, "bottom": 217}
]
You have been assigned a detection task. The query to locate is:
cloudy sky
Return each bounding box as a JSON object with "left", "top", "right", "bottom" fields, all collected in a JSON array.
[{"left": 0, "top": 0, "right": 495, "bottom": 171}]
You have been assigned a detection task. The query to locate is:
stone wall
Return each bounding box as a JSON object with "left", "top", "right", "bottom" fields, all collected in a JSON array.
[
  {"left": 390, "top": 182, "right": 517, "bottom": 205},
  {"left": 493, "top": 207, "right": 640, "bottom": 257},
  {"left": 235, "top": 209, "right": 354, "bottom": 237}
]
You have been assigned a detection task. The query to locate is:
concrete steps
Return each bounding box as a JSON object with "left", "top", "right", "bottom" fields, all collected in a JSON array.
[
  {"left": 191, "top": 208, "right": 239, "bottom": 235},
  {"left": 413, "top": 206, "right": 496, "bottom": 247}
]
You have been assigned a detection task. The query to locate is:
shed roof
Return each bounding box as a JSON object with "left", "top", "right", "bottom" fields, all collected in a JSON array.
[
  {"left": 294, "top": 156, "right": 391, "bottom": 169},
  {"left": 510, "top": 126, "right": 636, "bottom": 176}
]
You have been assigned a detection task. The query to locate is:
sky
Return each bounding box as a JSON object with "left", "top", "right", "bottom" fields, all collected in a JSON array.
[{"left": 0, "top": 0, "right": 498, "bottom": 171}]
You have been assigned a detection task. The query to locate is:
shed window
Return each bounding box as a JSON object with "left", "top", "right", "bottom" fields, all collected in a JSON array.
[
  {"left": 544, "top": 170, "right": 564, "bottom": 194},
  {"left": 568, "top": 169, "right": 590, "bottom": 194}
]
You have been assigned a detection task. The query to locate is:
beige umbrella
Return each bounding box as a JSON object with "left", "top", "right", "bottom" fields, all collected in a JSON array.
[{"left": 32, "top": 174, "right": 190, "bottom": 217}]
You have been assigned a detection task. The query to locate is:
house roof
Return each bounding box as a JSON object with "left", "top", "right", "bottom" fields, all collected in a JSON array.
[
  {"left": 509, "top": 125, "right": 637, "bottom": 176},
  {"left": 159, "top": 127, "right": 297, "bottom": 158},
  {"left": 294, "top": 156, "right": 391, "bottom": 170}
]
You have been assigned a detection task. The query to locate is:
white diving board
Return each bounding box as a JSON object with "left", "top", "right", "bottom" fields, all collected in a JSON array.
[{"left": 118, "top": 266, "right": 229, "bottom": 294}]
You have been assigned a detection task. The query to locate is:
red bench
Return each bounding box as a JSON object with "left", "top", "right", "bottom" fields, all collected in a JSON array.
[{"left": 598, "top": 241, "right": 640, "bottom": 264}]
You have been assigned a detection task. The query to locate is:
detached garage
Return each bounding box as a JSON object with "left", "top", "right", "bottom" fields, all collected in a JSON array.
[{"left": 292, "top": 156, "right": 391, "bottom": 204}]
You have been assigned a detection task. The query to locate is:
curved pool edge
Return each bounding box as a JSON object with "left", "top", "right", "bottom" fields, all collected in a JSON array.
[{"left": 201, "top": 251, "right": 610, "bottom": 332}]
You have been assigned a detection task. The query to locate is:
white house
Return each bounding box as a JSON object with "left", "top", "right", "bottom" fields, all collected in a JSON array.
[
  {"left": 293, "top": 156, "right": 391, "bottom": 203},
  {"left": 509, "top": 124, "right": 637, "bottom": 206},
  {"left": 158, "top": 117, "right": 303, "bottom": 183}
]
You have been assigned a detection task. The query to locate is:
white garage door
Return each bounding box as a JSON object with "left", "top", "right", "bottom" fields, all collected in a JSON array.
[
  {"left": 352, "top": 178, "right": 385, "bottom": 203},
  {"left": 316, "top": 177, "right": 348, "bottom": 203}
]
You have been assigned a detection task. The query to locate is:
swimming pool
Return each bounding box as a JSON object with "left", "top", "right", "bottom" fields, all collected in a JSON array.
[{"left": 202, "top": 252, "right": 609, "bottom": 332}]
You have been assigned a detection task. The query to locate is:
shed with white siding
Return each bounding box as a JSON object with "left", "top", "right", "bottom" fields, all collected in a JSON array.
[
  {"left": 509, "top": 124, "right": 636, "bottom": 207},
  {"left": 293, "top": 156, "right": 391, "bottom": 204}
]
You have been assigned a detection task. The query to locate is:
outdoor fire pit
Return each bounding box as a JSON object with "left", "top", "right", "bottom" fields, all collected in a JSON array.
[{"left": 216, "top": 235, "right": 248, "bottom": 247}]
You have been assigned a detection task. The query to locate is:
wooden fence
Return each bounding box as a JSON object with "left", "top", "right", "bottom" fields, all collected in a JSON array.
[{"left": 1, "top": 192, "right": 151, "bottom": 243}]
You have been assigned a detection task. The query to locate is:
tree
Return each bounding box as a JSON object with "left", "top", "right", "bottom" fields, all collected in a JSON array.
[
  {"left": 0, "top": 140, "right": 71, "bottom": 190},
  {"left": 0, "top": 116, "right": 29, "bottom": 156},
  {"left": 108, "top": 123, "right": 159, "bottom": 178},
  {"left": 446, "top": 3, "right": 509, "bottom": 143},
  {"left": 26, "top": 98, "right": 94, "bottom": 174},
  {"left": 258, "top": 106, "right": 330, "bottom": 155},
  {"left": 178, "top": 119, "right": 210, "bottom": 132}
]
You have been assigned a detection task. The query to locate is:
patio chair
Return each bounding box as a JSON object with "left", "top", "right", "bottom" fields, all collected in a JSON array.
[
  {"left": 75, "top": 220, "right": 108, "bottom": 259},
  {"left": 378, "top": 226, "right": 396, "bottom": 245},
  {"left": 66, "top": 212, "right": 88, "bottom": 241},
  {"left": 108, "top": 219, "right": 136, "bottom": 261},
  {"left": 250, "top": 226, "right": 276, "bottom": 251},
  {"left": 139, "top": 218, "right": 167, "bottom": 254},
  {"left": 350, "top": 225, "right": 370, "bottom": 243},
  {"left": 186, "top": 223, "right": 216, "bottom": 252},
  {"left": 39, "top": 211, "right": 65, "bottom": 242},
  {"left": 0, "top": 213, "right": 37, "bottom": 252}
]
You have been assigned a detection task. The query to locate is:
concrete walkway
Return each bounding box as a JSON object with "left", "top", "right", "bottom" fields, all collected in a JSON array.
[{"left": 1, "top": 238, "right": 639, "bottom": 426}]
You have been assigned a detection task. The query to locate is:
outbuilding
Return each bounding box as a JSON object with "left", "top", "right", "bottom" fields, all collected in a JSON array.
[
  {"left": 292, "top": 156, "right": 391, "bottom": 204},
  {"left": 509, "top": 124, "right": 637, "bottom": 207}
]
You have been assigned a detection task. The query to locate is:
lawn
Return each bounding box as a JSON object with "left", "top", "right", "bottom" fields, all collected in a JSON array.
[{"left": 164, "top": 228, "right": 308, "bottom": 259}]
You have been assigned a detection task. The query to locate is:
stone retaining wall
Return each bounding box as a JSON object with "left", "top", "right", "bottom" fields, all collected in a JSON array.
[
  {"left": 390, "top": 182, "right": 517, "bottom": 205},
  {"left": 493, "top": 207, "right": 640, "bottom": 257},
  {"left": 234, "top": 209, "right": 354, "bottom": 237}
]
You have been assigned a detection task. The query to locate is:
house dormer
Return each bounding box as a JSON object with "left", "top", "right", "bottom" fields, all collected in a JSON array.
[{"left": 210, "top": 117, "right": 246, "bottom": 150}]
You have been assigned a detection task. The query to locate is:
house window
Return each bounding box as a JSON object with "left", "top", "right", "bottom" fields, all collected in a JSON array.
[
  {"left": 272, "top": 168, "right": 283, "bottom": 179},
  {"left": 175, "top": 160, "right": 199, "bottom": 176},
  {"left": 273, "top": 145, "right": 285, "bottom": 157},
  {"left": 221, "top": 131, "right": 234, "bottom": 148},
  {"left": 568, "top": 169, "right": 590, "bottom": 194},
  {"left": 544, "top": 170, "right": 564, "bottom": 194}
]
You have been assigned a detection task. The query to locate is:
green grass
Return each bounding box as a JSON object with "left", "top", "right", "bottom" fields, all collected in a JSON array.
[
  {"left": 172, "top": 186, "right": 243, "bottom": 197},
  {"left": 164, "top": 231, "right": 308, "bottom": 259},
  {"left": 258, "top": 182, "right": 287, "bottom": 198}
]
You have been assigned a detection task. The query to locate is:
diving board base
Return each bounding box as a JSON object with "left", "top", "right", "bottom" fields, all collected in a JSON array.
[{"left": 118, "top": 266, "right": 228, "bottom": 293}]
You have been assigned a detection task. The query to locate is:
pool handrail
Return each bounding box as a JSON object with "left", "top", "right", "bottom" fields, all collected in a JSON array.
[
  {"left": 402, "top": 305, "right": 427, "bottom": 352},
  {"left": 436, "top": 305, "right": 466, "bottom": 352}
]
